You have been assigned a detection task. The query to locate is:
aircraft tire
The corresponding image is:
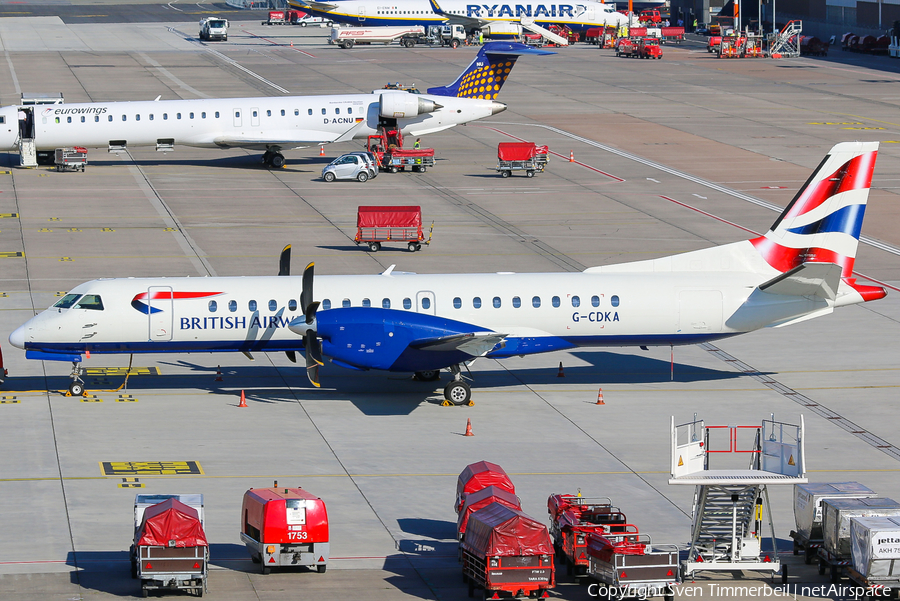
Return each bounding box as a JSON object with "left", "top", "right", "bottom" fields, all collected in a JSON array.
[
  {"left": 415, "top": 370, "right": 440, "bottom": 381},
  {"left": 324, "top": 172, "right": 336, "bottom": 182},
  {"left": 69, "top": 382, "right": 84, "bottom": 397},
  {"left": 444, "top": 381, "right": 471, "bottom": 405},
  {"left": 270, "top": 154, "right": 285, "bottom": 168}
]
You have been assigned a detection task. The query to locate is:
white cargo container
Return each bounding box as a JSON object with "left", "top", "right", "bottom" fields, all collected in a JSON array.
[
  {"left": 850, "top": 516, "right": 900, "bottom": 582},
  {"left": 330, "top": 26, "right": 425, "bottom": 49},
  {"left": 822, "top": 498, "right": 900, "bottom": 559},
  {"left": 794, "top": 482, "right": 877, "bottom": 544}
]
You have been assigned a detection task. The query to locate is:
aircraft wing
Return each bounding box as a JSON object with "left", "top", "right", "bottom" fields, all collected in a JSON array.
[
  {"left": 411, "top": 331, "right": 507, "bottom": 357},
  {"left": 292, "top": 0, "right": 338, "bottom": 12}
]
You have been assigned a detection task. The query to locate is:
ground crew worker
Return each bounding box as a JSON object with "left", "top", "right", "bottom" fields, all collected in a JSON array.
[
  {"left": 414, "top": 138, "right": 421, "bottom": 149},
  {"left": 478, "top": 30, "right": 483, "bottom": 45}
]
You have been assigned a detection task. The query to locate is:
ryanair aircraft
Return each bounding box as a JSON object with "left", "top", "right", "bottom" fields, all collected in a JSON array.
[{"left": 10, "top": 143, "right": 886, "bottom": 405}]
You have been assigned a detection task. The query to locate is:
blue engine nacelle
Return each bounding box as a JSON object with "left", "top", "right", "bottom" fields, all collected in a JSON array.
[{"left": 316, "top": 308, "right": 489, "bottom": 373}]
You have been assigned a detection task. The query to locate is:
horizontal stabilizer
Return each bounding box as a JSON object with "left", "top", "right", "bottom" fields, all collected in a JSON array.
[
  {"left": 293, "top": 0, "right": 338, "bottom": 11},
  {"left": 758, "top": 262, "right": 842, "bottom": 301},
  {"left": 412, "top": 332, "right": 507, "bottom": 357}
]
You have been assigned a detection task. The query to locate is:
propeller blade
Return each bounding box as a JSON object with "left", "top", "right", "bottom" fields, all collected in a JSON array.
[
  {"left": 305, "top": 300, "right": 320, "bottom": 326},
  {"left": 285, "top": 350, "right": 297, "bottom": 363},
  {"left": 300, "top": 262, "right": 314, "bottom": 313},
  {"left": 306, "top": 362, "right": 320, "bottom": 388},
  {"left": 278, "top": 245, "right": 291, "bottom": 276},
  {"left": 305, "top": 331, "right": 324, "bottom": 366}
]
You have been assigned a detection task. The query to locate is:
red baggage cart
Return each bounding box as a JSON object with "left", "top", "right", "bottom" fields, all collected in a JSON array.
[
  {"left": 496, "top": 142, "right": 548, "bottom": 178},
  {"left": 456, "top": 461, "right": 516, "bottom": 512},
  {"left": 354, "top": 205, "right": 433, "bottom": 252},
  {"left": 240, "top": 485, "right": 329, "bottom": 574},
  {"left": 461, "top": 502, "right": 555, "bottom": 599},
  {"left": 458, "top": 485, "right": 522, "bottom": 541},
  {"left": 133, "top": 498, "right": 208, "bottom": 597}
]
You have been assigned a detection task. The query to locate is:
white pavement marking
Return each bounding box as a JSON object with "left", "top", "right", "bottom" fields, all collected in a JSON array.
[
  {"left": 493, "top": 121, "right": 900, "bottom": 258},
  {"left": 137, "top": 52, "right": 211, "bottom": 99}
]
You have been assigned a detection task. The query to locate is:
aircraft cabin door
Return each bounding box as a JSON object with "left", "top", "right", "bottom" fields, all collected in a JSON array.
[
  {"left": 358, "top": 6, "right": 366, "bottom": 22},
  {"left": 416, "top": 291, "right": 436, "bottom": 315},
  {"left": 251, "top": 107, "right": 260, "bottom": 127},
  {"left": 148, "top": 286, "right": 174, "bottom": 341},
  {"left": 587, "top": 5, "right": 595, "bottom": 21},
  {"left": 233, "top": 109, "right": 242, "bottom": 128}
]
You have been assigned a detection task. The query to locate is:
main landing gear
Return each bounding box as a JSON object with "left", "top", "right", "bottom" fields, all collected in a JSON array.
[
  {"left": 66, "top": 361, "right": 87, "bottom": 397},
  {"left": 261, "top": 150, "right": 286, "bottom": 168}
]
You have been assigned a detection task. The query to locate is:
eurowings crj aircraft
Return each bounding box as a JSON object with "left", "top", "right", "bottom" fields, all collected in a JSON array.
[
  {"left": 9, "top": 142, "right": 887, "bottom": 404},
  {"left": 0, "top": 43, "right": 549, "bottom": 168},
  {"left": 290, "top": 0, "right": 628, "bottom": 36}
]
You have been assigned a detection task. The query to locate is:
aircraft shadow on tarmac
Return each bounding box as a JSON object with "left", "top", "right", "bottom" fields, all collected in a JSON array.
[
  {"left": 316, "top": 244, "right": 420, "bottom": 252},
  {"left": 83, "top": 155, "right": 333, "bottom": 170},
  {"left": 3, "top": 353, "right": 753, "bottom": 415}
]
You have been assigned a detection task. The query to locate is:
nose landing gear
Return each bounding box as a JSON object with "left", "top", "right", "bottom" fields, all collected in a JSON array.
[
  {"left": 66, "top": 361, "right": 87, "bottom": 397},
  {"left": 441, "top": 364, "right": 473, "bottom": 406}
]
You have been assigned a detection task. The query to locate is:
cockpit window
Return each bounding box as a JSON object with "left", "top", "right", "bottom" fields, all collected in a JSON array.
[
  {"left": 73, "top": 294, "right": 104, "bottom": 310},
  {"left": 53, "top": 294, "right": 82, "bottom": 309}
]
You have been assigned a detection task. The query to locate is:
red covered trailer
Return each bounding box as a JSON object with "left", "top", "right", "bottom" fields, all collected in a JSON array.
[
  {"left": 461, "top": 502, "right": 555, "bottom": 598},
  {"left": 586, "top": 529, "right": 679, "bottom": 601},
  {"left": 458, "top": 485, "right": 522, "bottom": 541},
  {"left": 133, "top": 498, "right": 208, "bottom": 597},
  {"left": 496, "top": 142, "right": 549, "bottom": 178},
  {"left": 547, "top": 494, "right": 627, "bottom": 577},
  {"left": 354, "top": 205, "right": 432, "bottom": 252},
  {"left": 456, "top": 461, "right": 516, "bottom": 512},
  {"left": 241, "top": 485, "right": 329, "bottom": 575}
]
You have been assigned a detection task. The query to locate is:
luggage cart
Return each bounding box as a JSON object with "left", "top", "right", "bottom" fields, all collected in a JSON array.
[
  {"left": 496, "top": 142, "right": 549, "bottom": 178},
  {"left": 55, "top": 146, "right": 87, "bottom": 171}
]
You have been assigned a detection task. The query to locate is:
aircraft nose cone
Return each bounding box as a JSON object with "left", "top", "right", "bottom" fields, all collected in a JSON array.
[
  {"left": 490, "top": 101, "right": 507, "bottom": 116},
  {"left": 9, "top": 324, "right": 26, "bottom": 349}
]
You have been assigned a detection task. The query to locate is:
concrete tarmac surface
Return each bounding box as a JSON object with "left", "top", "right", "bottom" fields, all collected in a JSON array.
[{"left": 0, "top": 17, "right": 899, "bottom": 601}]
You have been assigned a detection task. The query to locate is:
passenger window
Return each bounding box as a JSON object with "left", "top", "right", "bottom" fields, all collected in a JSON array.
[
  {"left": 552, "top": 296, "right": 560, "bottom": 308},
  {"left": 288, "top": 299, "right": 297, "bottom": 311},
  {"left": 532, "top": 296, "right": 541, "bottom": 308},
  {"left": 80, "top": 116, "right": 85, "bottom": 123},
  {"left": 149, "top": 114, "right": 154, "bottom": 121},
  {"left": 295, "top": 109, "right": 299, "bottom": 116},
  {"left": 348, "top": 107, "right": 352, "bottom": 114},
  {"left": 266, "top": 110, "right": 271, "bottom": 117},
  {"left": 513, "top": 296, "right": 521, "bottom": 308},
  {"left": 362, "top": 298, "right": 371, "bottom": 307},
  {"left": 74, "top": 295, "right": 104, "bottom": 310},
  {"left": 67, "top": 117, "right": 72, "bottom": 123},
  {"left": 228, "top": 300, "right": 237, "bottom": 312},
  {"left": 54, "top": 294, "right": 82, "bottom": 309},
  {"left": 235, "top": 111, "right": 240, "bottom": 118},
  {"left": 321, "top": 108, "right": 326, "bottom": 115},
  {"left": 342, "top": 299, "right": 351, "bottom": 308},
  {"left": 122, "top": 115, "right": 126, "bottom": 121},
  {"left": 592, "top": 295, "right": 600, "bottom": 307},
  {"left": 201, "top": 112, "right": 206, "bottom": 119},
  {"left": 403, "top": 298, "right": 412, "bottom": 310},
  {"left": 322, "top": 299, "right": 331, "bottom": 310},
  {"left": 108, "top": 115, "right": 112, "bottom": 122},
  {"left": 492, "top": 297, "right": 501, "bottom": 308},
  {"left": 335, "top": 108, "right": 340, "bottom": 114},
  {"left": 572, "top": 296, "right": 580, "bottom": 307},
  {"left": 249, "top": 300, "right": 257, "bottom": 311},
  {"left": 268, "top": 300, "right": 277, "bottom": 311},
  {"left": 163, "top": 113, "right": 168, "bottom": 120},
  {"left": 611, "top": 295, "right": 620, "bottom": 307},
  {"left": 453, "top": 297, "right": 462, "bottom": 309},
  {"left": 55, "top": 117, "right": 60, "bottom": 123},
  {"left": 253, "top": 110, "right": 258, "bottom": 117},
  {"left": 281, "top": 109, "right": 285, "bottom": 116},
  {"left": 308, "top": 109, "right": 313, "bottom": 115},
  {"left": 136, "top": 114, "right": 140, "bottom": 121},
  {"left": 208, "top": 300, "right": 217, "bottom": 312},
  {"left": 177, "top": 113, "right": 182, "bottom": 119},
  {"left": 215, "top": 111, "right": 220, "bottom": 118},
  {"left": 422, "top": 297, "right": 431, "bottom": 310},
  {"left": 94, "top": 116, "right": 99, "bottom": 122},
  {"left": 382, "top": 298, "right": 391, "bottom": 309},
  {"left": 473, "top": 297, "right": 482, "bottom": 309},
  {"left": 0, "top": 116, "right": 4, "bottom": 124},
  {"left": 189, "top": 112, "right": 194, "bottom": 119}
]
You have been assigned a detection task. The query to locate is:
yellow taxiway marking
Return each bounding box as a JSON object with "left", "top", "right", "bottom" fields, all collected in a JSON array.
[
  {"left": 0, "top": 252, "right": 23, "bottom": 258},
  {"left": 85, "top": 367, "right": 160, "bottom": 376},
  {"left": 100, "top": 461, "right": 204, "bottom": 476}
]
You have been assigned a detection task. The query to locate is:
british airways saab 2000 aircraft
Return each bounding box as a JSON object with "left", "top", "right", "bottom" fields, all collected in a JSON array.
[
  {"left": 0, "top": 43, "right": 549, "bottom": 168},
  {"left": 291, "top": 0, "right": 628, "bottom": 36},
  {"left": 9, "top": 142, "right": 887, "bottom": 404}
]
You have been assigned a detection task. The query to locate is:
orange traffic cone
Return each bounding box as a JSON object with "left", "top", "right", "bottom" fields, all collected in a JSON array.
[
  {"left": 557, "top": 362, "right": 565, "bottom": 378},
  {"left": 215, "top": 366, "right": 223, "bottom": 382},
  {"left": 569, "top": 151, "right": 574, "bottom": 163},
  {"left": 319, "top": 146, "right": 325, "bottom": 157},
  {"left": 239, "top": 390, "right": 247, "bottom": 408},
  {"left": 596, "top": 387, "right": 605, "bottom": 405},
  {"left": 290, "top": 41, "right": 293, "bottom": 47},
  {"left": 464, "top": 418, "right": 474, "bottom": 437}
]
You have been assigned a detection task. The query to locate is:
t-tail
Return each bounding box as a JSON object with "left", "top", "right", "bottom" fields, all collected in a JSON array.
[
  {"left": 750, "top": 141, "right": 886, "bottom": 302},
  {"left": 426, "top": 42, "right": 554, "bottom": 99}
]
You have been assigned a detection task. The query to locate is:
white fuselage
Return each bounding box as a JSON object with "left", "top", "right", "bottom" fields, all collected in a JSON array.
[{"left": 0, "top": 93, "right": 497, "bottom": 153}]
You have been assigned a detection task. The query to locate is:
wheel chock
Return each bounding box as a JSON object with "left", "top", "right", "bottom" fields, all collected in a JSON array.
[
  {"left": 82, "top": 390, "right": 90, "bottom": 397},
  {"left": 441, "top": 400, "right": 452, "bottom": 407},
  {"left": 64, "top": 390, "right": 72, "bottom": 397},
  {"left": 466, "top": 400, "right": 475, "bottom": 407}
]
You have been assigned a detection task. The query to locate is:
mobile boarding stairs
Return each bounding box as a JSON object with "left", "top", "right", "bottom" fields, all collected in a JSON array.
[{"left": 669, "top": 415, "right": 807, "bottom": 583}]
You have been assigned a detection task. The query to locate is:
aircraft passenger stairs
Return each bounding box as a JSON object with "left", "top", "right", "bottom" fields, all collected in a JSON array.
[
  {"left": 519, "top": 18, "right": 569, "bottom": 46},
  {"left": 768, "top": 20, "right": 802, "bottom": 57},
  {"left": 669, "top": 415, "right": 807, "bottom": 582}
]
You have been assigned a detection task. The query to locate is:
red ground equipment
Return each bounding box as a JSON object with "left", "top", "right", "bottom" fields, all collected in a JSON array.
[
  {"left": 586, "top": 528, "right": 679, "bottom": 600},
  {"left": 287, "top": 9, "right": 307, "bottom": 23},
  {"left": 458, "top": 485, "right": 522, "bottom": 541},
  {"left": 548, "top": 494, "right": 627, "bottom": 576},
  {"left": 354, "top": 205, "right": 432, "bottom": 252},
  {"left": 496, "top": 142, "right": 549, "bottom": 178},
  {"left": 639, "top": 9, "right": 662, "bottom": 24},
  {"left": 264, "top": 10, "right": 286, "bottom": 24},
  {"left": 618, "top": 37, "right": 662, "bottom": 58},
  {"left": 707, "top": 35, "right": 722, "bottom": 52},
  {"left": 660, "top": 26, "right": 685, "bottom": 43},
  {"left": 718, "top": 35, "right": 747, "bottom": 57},
  {"left": 461, "top": 502, "right": 555, "bottom": 599},
  {"left": 366, "top": 132, "right": 434, "bottom": 173},
  {"left": 456, "top": 461, "right": 516, "bottom": 512},
  {"left": 133, "top": 498, "right": 208, "bottom": 597},
  {"left": 240, "top": 485, "right": 329, "bottom": 574},
  {"left": 800, "top": 35, "right": 828, "bottom": 56}
]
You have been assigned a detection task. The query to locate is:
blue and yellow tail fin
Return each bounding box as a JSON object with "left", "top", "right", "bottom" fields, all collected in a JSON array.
[{"left": 426, "top": 42, "right": 553, "bottom": 99}]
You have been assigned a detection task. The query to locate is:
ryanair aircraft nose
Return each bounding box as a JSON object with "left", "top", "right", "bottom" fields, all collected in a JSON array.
[{"left": 491, "top": 101, "right": 507, "bottom": 115}]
